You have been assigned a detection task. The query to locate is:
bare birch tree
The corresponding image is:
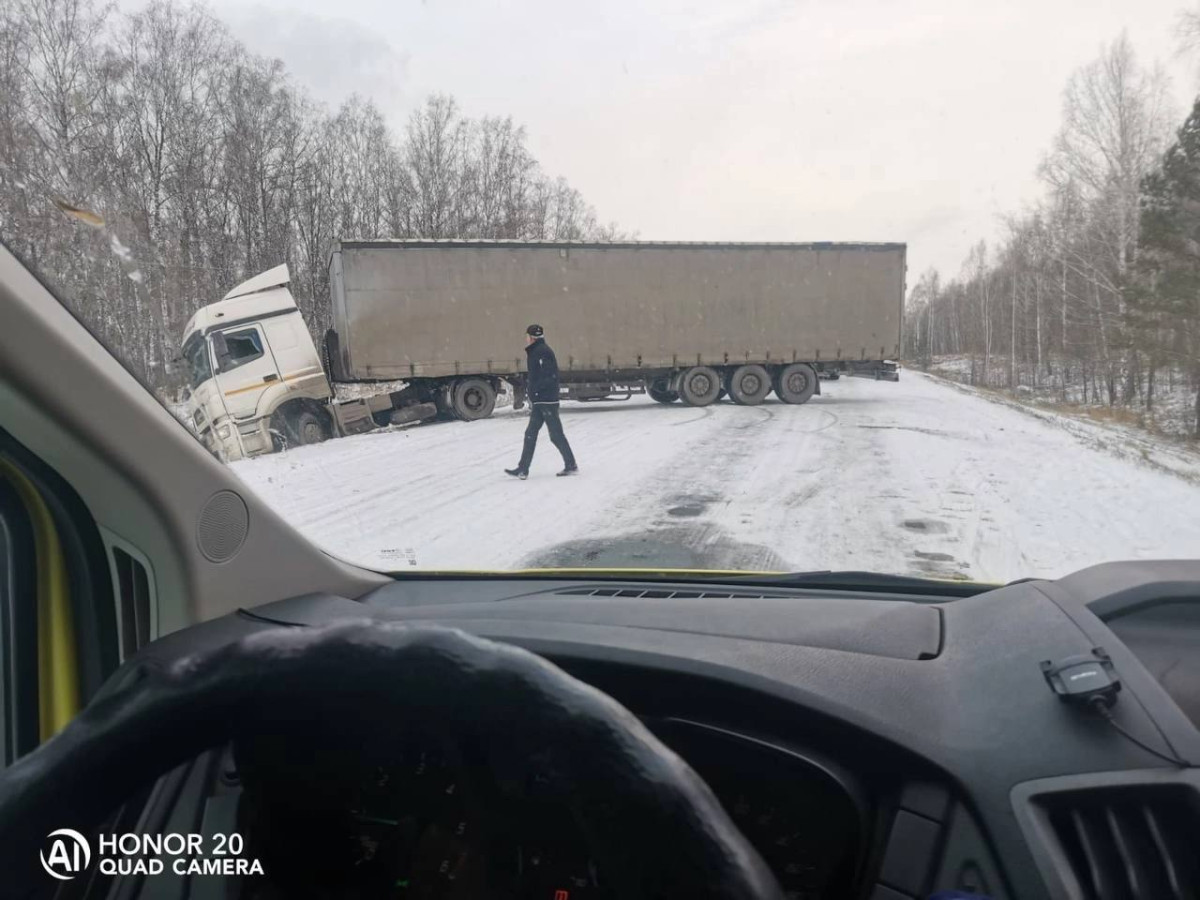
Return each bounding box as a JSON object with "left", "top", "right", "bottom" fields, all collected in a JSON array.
[{"left": 0, "top": 0, "right": 616, "bottom": 394}]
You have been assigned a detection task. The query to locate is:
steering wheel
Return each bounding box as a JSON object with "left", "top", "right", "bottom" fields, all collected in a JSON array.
[{"left": 0, "top": 621, "right": 784, "bottom": 898}]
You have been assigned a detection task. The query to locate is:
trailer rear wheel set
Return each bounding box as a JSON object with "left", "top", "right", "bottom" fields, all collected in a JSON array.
[{"left": 658, "top": 363, "right": 819, "bottom": 408}]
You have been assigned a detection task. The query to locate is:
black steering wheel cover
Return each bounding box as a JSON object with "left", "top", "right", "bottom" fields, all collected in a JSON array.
[{"left": 0, "top": 621, "right": 783, "bottom": 898}]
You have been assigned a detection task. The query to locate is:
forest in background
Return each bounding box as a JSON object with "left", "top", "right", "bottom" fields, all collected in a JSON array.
[
  {"left": 0, "top": 0, "right": 620, "bottom": 394},
  {"left": 9, "top": 0, "right": 1200, "bottom": 437},
  {"left": 903, "top": 26, "right": 1200, "bottom": 438}
]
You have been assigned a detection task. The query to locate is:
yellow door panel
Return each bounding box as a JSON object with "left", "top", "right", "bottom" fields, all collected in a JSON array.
[{"left": 0, "top": 460, "right": 79, "bottom": 740}]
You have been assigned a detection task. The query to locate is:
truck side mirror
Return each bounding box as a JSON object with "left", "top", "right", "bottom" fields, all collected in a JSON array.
[{"left": 211, "top": 332, "right": 231, "bottom": 369}]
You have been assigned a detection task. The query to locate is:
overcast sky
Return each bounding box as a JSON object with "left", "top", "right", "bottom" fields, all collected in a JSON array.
[{"left": 205, "top": 0, "right": 1197, "bottom": 285}]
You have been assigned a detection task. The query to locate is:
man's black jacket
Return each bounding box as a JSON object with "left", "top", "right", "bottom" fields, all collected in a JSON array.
[{"left": 525, "top": 337, "right": 561, "bottom": 403}]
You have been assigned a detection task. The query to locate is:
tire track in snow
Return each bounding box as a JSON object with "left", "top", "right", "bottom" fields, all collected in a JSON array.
[
  {"left": 525, "top": 398, "right": 806, "bottom": 570},
  {"left": 670, "top": 405, "right": 716, "bottom": 427}
]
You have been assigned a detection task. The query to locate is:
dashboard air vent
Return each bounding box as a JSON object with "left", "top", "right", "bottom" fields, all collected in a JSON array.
[
  {"left": 560, "top": 586, "right": 777, "bottom": 600},
  {"left": 1042, "top": 786, "right": 1199, "bottom": 900}
]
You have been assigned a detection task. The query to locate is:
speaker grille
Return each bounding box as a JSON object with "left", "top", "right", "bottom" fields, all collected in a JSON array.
[{"left": 197, "top": 490, "right": 249, "bottom": 562}]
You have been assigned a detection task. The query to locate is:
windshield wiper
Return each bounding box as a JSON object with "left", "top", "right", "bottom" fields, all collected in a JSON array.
[{"left": 722, "top": 570, "right": 994, "bottom": 598}]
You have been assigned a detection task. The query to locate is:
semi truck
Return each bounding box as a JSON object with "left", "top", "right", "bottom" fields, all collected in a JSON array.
[{"left": 180, "top": 240, "right": 905, "bottom": 460}]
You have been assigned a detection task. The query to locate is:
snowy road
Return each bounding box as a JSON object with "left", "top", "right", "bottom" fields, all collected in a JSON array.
[{"left": 231, "top": 373, "right": 1200, "bottom": 582}]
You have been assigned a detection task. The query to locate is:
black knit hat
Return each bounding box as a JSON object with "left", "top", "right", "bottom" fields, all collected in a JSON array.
[{"left": 526, "top": 324, "right": 544, "bottom": 338}]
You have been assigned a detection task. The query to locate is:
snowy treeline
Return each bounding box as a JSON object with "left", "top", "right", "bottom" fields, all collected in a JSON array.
[
  {"left": 0, "top": 0, "right": 620, "bottom": 393},
  {"left": 903, "top": 33, "right": 1200, "bottom": 436}
]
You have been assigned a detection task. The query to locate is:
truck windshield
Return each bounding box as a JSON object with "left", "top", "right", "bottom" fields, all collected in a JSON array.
[
  {"left": 3, "top": 0, "right": 1200, "bottom": 582},
  {"left": 183, "top": 336, "right": 212, "bottom": 389}
]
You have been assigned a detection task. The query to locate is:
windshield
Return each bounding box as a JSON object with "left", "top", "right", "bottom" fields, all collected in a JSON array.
[
  {"left": 183, "top": 335, "right": 212, "bottom": 389},
  {"left": 5, "top": 0, "right": 1200, "bottom": 581}
]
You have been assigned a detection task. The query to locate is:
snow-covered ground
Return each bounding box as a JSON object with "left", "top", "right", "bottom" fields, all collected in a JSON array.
[
  {"left": 229, "top": 372, "right": 1200, "bottom": 582},
  {"left": 926, "top": 354, "right": 1199, "bottom": 438}
]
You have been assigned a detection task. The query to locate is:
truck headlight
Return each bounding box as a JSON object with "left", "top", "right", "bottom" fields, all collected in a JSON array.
[{"left": 217, "top": 425, "right": 231, "bottom": 440}]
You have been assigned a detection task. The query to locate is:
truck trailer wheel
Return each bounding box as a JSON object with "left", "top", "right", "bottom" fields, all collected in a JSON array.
[
  {"left": 451, "top": 378, "right": 497, "bottom": 421},
  {"left": 774, "top": 363, "right": 818, "bottom": 405},
  {"left": 677, "top": 366, "right": 722, "bottom": 406},
  {"left": 647, "top": 377, "right": 679, "bottom": 404},
  {"left": 727, "top": 365, "right": 771, "bottom": 406}
]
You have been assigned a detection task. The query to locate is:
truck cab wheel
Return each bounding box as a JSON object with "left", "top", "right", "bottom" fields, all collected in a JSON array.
[
  {"left": 727, "top": 365, "right": 771, "bottom": 405},
  {"left": 288, "top": 408, "right": 330, "bottom": 445},
  {"left": 647, "top": 377, "right": 680, "bottom": 404},
  {"left": 451, "top": 378, "right": 497, "bottom": 421},
  {"left": 774, "top": 363, "right": 818, "bottom": 404},
  {"left": 677, "top": 366, "right": 722, "bottom": 406}
]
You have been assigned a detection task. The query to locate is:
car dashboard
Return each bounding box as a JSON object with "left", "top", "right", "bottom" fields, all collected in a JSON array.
[
  {"left": 108, "top": 561, "right": 1200, "bottom": 900},
  {"left": 230, "top": 712, "right": 862, "bottom": 900}
]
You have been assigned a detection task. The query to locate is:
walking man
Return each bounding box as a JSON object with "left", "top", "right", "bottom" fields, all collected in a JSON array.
[{"left": 506, "top": 324, "right": 578, "bottom": 479}]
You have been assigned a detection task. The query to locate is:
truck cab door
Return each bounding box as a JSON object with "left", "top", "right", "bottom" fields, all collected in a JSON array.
[{"left": 212, "top": 325, "right": 280, "bottom": 420}]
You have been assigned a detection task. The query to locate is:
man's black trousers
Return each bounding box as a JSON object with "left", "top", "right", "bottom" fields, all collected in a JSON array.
[{"left": 519, "top": 402, "right": 576, "bottom": 470}]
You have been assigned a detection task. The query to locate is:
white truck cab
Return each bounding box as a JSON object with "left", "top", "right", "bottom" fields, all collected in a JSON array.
[{"left": 181, "top": 265, "right": 333, "bottom": 461}]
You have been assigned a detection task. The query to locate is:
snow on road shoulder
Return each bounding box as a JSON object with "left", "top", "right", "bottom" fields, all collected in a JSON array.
[
  {"left": 918, "top": 372, "right": 1200, "bottom": 485},
  {"left": 230, "top": 376, "right": 1200, "bottom": 583}
]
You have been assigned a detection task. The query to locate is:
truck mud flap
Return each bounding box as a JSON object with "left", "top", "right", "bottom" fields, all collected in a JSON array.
[{"left": 332, "top": 399, "right": 376, "bottom": 435}]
